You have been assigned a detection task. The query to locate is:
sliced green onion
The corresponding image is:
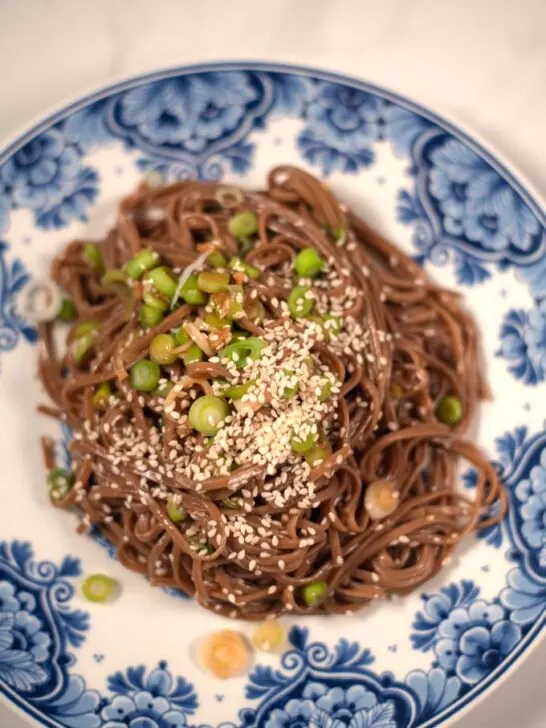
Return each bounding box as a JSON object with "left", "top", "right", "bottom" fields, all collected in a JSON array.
[
  {"left": 245, "top": 298, "right": 266, "bottom": 323},
  {"left": 211, "top": 285, "right": 244, "bottom": 321},
  {"left": 145, "top": 266, "right": 178, "bottom": 298},
  {"left": 102, "top": 269, "right": 128, "bottom": 287},
  {"left": 139, "top": 304, "right": 163, "bottom": 329},
  {"left": 295, "top": 247, "right": 324, "bottom": 278},
  {"left": 322, "top": 314, "right": 342, "bottom": 339},
  {"left": 72, "top": 321, "right": 100, "bottom": 364},
  {"left": 319, "top": 380, "right": 333, "bottom": 402},
  {"left": 149, "top": 334, "right": 177, "bottom": 365},
  {"left": 182, "top": 344, "right": 203, "bottom": 366},
  {"left": 74, "top": 320, "right": 100, "bottom": 337},
  {"left": 436, "top": 396, "right": 463, "bottom": 426},
  {"left": 290, "top": 430, "right": 318, "bottom": 453},
  {"left": 221, "top": 496, "right": 242, "bottom": 509},
  {"left": 229, "top": 256, "right": 260, "bottom": 280},
  {"left": 125, "top": 248, "right": 159, "bottom": 280},
  {"left": 143, "top": 291, "right": 169, "bottom": 311},
  {"left": 181, "top": 274, "right": 207, "bottom": 305},
  {"left": 208, "top": 250, "right": 228, "bottom": 268},
  {"left": 93, "top": 382, "right": 112, "bottom": 410},
  {"left": 81, "top": 574, "right": 117, "bottom": 603},
  {"left": 129, "top": 359, "right": 161, "bottom": 392},
  {"left": 47, "top": 468, "right": 73, "bottom": 499},
  {"left": 288, "top": 286, "right": 314, "bottom": 318},
  {"left": 197, "top": 271, "right": 230, "bottom": 293},
  {"left": 204, "top": 312, "right": 231, "bottom": 330},
  {"left": 228, "top": 211, "right": 258, "bottom": 240},
  {"left": 166, "top": 497, "right": 186, "bottom": 523},
  {"left": 82, "top": 242, "right": 104, "bottom": 273},
  {"left": 304, "top": 443, "right": 331, "bottom": 467},
  {"left": 224, "top": 380, "right": 256, "bottom": 400},
  {"left": 173, "top": 327, "right": 190, "bottom": 345},
  {"left": 219, "top": 337, "right": 266, "bottom": 369},
  {"left": 58, "top": 299, "right": 77, "bottom": 321},
  {"left": 188, "top": 395, "right": 230, "bottom": 435},
  {"left": 299, "top": 580, "right": 328, "bottom": 607}
]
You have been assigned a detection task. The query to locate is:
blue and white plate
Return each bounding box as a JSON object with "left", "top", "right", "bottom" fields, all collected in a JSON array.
[{"left": 0, "top": 62, "right": 545, "bottom": 728}]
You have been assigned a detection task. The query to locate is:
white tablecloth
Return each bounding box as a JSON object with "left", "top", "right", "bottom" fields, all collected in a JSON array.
[{"left": 1, "top": 1, "right": 544, "bottom": 726}]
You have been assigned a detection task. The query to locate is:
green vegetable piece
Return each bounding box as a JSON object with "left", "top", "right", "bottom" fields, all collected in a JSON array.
[
  {"left": 322, "top": 314, "right": 342, "bottom": 339},
  {"left": 229, "top": 256, "right": 260, "bottom": 279},
  {"left": 81, "top": 574, "right": 117, "bottom": 603},
  {"left": 182, "top": 344, "right": 203, "bottom": 366},
  {"left": 146, "top": 266, "right": 178, "bottom": 298},
  {"left": 74, "top": 320, "right": 100, "bottom": 337},
  {"left": 181, "top": 274, "right": 207, "bottom": 305},
  {"left": 228, "top": 211, "right": 258, "bottom": 240},
  {"left": 304, "top": 443, "right": 331, "bottom": 467},
  {"left": 47, "top": 468, "right": 73, "bottom": 499},
  {"left": 149, "top": 334, "right": 177, "bottom": 365},
  {"left": 173, "top": 327, "right": 190, "bottom": 345},
  {"left": 72, "top": 321, "right": 100, "bottom": 363},
  {"left": 299, "top": 580, "right": 328, "bottom": 607},
  {"left": 208, "top": 250, "right": 228, "bottom": 268},
  {"left": 436, "top": 396, "right": 463, "bottom": 426},
  {"left": 188, "top": 395, "right": 230, "bottom": 435},
  {"left": 82, "top": 242, "right": 104, "bottom": 272},
  {"left": 102, "top": 269, "right": 127, "bottom": 287},
  {"left": 281, "top": 369, "right": 299, "bottom": 399},
  {"left": 290, "top": 430, "right": 318, "bottom": 453},
  {"left": 59, "top": 299, "right": 76, "bottom": 321},
  {"left": 295, "top": 247, "right": 324, "bottom": 278},
  {"left": 319, "top": 380, "right": 333, "bottom": 402},
  {"left": 224, "top": 380, "right": 256, "bottom": 400},
  {"left": 288, "top": 286, "right": 314, "bottom": 318},
  {"left": 166, "top": 497, "right": 186, "bottom": 523},
  {"left": 221, "top": 496, "right": 242, "bottom": 509},
  {"left": 219, "top": 337, "right": 266, "bottom": 369},
  {"left": 143, "top": 291, "right": 168, "bottom": 311},
  {"left": 154, "top": 381, "right": 174, "bottom": 398},
  {"left": 204, "top": 312, "right": 231, "bottom": 330},
  {"left": 245, "top": 298, "right": 266, "bottom": 323},
  {"left": 129, "top": 359, "right": 161, "bottom": 392},
  {"left": 93, "top": 382, "right": 112, "bottom": 410},
  {"left": 139, "top": 304, "right": 163, "bottom": 329},
  {"left": 197, "top": 271, "right": 230, "bottom": 293},
  {"left": 125, "top": 248, "right": 159, "bottom": 280}
]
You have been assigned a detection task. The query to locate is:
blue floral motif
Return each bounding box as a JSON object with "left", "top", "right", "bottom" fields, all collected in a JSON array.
[
  {"left": 0, "top": 242, "right": 37, "bottom": 354},
  {"left": 514, "top": 445, "right": 546, "bottom": 565},
  {"left": 497, "top": 300, "right": 546, "bottom": 385},
  {"left": 297, "top": 83, "right": 381, "bottom": 174},
  {"left": 0, "top": 129, "right": 98, "bottom": 230},
  {"left": 101, "top": 661, "right": 197, "bottom": 728}
]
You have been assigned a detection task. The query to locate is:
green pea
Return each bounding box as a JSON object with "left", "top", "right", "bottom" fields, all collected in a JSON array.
[
  {"left": 182, "top": 344, "right": 204, "bottom": 366},
  {"left": 208, "top": 250, "right": 228, "bottom": 268},
  {"left": 290, "top": 430, "right": 318, "bottom": 453},
  {"left": 145, "top": 266, "right": 177, "bottom": 298},
  {"left": 82, "top": 242, "right": 104, "bottom": 273},
  {"left": 129, "top": 359, "right": 160, "bottom": 392},
  {"left": 166, "top": 497, "right": 186, "bottom": 523},
  {"left": 299, "top": 580, "right": 328, "bottom": 607},
  {"left": 149, "top": 334, "right": 177, "bottom": 365},
  {"left": 224, "top": 380, "right": 256, "bottom": 400},
  {"left": 197, "top": 271, "right": 230, "bottom": 293},
  {"left": 188, "top": 395, "right": 230, "bottom": 435},
  {"left": 219, "top": 337, "right": 266, "bottom": 369},
  {"left": 181, "top": 274, "right": 207, "bottom": 305},
  {"left": 125, "top": 248, "right": 159, "bottom": 280},
  {"left": 295, "top": 247, "right": 324, "bottom": 278},
  {"left": 229, "top": 256, "right": 260, "bottom": 280},
  {"left": 58, "top": 299, "right": 77, "bottom": 321},
  {"left": 228, "top": 211, "right": 258, "bottom": 240},
  {"left": 81, "top": 574, "right": 117, "bottom": 603},
  {"left": 93, "top": 382, "right": 112, "bottom": 410},
  {"left": 139, "top": 304, "right": 163, "bottom": 329},
  {"left": 436, "top": 396, "right": 463, "bottom": 426},
  {"left": 47, "top": 468, "right": 73, "bottom": 499},
  {"left": 143, "top": 291, "right": 168, "bottom": 311},
  {"left": 288, "top": 286, "right": 314, "bottom": 318}
]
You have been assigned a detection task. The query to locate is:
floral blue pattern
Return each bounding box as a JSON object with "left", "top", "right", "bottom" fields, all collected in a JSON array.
[{"left": 0, "top": 63, "right": 545, "bottom": 728}]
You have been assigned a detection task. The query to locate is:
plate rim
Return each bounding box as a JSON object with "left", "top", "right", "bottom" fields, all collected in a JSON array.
[{"left": 0, "top": 59, "right": 544, "bottom": 728}]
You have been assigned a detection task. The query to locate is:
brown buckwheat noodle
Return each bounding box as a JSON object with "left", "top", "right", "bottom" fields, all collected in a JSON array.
[{"left": 38, "top": 165, "right": 506, "bottom": 619}]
